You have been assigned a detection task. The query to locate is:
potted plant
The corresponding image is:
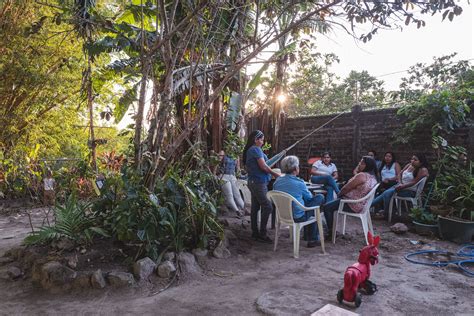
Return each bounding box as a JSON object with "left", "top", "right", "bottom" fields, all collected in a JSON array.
[
  {"left": 409, "top": 207, "right": 439, "bottom": 236},
  {"left": 431, "top": 143, "right": 474, "bottom": 243}
]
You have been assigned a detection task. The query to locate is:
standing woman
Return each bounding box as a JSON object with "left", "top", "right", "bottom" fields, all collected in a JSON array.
[
  {"left": 379, "top": 151, "right": 401, "bottom": 191},
  {"left": 242, "top": 130, "right": 281, "bottom": 243}
]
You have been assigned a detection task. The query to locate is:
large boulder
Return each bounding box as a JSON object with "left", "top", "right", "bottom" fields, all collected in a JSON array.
[
  {"left": 107, "top": 272, "right": 135, "bottom": 287},
  {"left": 39, "top": 261, "right": 77, "bottom": 291},
  {"left": 157, "top": 261, "right": 176, "bottom": 278},
  {"left": 132, "top": 257, "right": 157, "bottom": 281}
]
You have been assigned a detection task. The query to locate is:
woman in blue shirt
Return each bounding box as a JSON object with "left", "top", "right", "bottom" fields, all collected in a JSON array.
[{"left": 242, "top": 130, "right": 281, "bottom": 243}]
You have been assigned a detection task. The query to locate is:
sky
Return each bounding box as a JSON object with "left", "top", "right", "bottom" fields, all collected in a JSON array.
[{"left": 314, "top": 2, "right": 474, "bottom": 90}]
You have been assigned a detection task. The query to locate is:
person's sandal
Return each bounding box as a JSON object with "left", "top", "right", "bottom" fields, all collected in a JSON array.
[{"left": 236, "top": 210, "right": 244, "bottom": 218}]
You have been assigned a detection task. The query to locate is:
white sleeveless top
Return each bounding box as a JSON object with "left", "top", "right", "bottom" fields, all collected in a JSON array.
[
  {"left": 401, "top": 170, "right": 416, "bottom": 191},
  {"left": 381, "top": 164, "right": 396, "bottom": 181}
]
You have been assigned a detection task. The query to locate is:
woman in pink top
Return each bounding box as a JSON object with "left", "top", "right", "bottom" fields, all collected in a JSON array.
[{"left": 322, "top": 156, "right": 378, "bottom": 238}]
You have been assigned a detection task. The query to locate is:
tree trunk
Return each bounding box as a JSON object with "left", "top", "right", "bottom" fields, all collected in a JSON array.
[
  {"left": 87, "top": 58, "right": 97, "bottom": 172},
  {"left": 134, "top": 62, "right": 150, "bottom": 171}
]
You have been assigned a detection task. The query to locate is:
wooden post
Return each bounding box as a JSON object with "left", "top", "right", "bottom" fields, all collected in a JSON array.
[{"left": 351, "top": 104, "right": 362, "bottom": 167}]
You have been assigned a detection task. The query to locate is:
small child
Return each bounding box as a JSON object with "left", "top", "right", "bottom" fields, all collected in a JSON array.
[{"left": 43, "top": 169, "right": 56, "bottom": 206}]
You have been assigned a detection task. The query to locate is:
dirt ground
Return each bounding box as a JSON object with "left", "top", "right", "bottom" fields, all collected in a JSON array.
[{"left": 0, "top": 207, "right": 473, "bottom": 315}]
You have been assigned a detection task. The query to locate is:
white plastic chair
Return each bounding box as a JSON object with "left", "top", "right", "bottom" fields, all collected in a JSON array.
[
  {"left": 332, "top": 184, "right": 379, "bottom": 245},
  {"left": 388, "top": 177, "right": 427, "bottom": 222},
  {"left": 267, "top": 190, "right": 325, "bottom": 258},
  {"left": 236, "top": 179, "right": 252, "bottom": 207}
]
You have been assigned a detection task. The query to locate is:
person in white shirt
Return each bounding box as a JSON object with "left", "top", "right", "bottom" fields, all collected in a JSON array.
[
  {"left": 379, "top": 151, "right": 401, "bottom": 191},
  {"left": 372, "top": 153, "right": 429, "bottom": 217},
  {"left": 310, "top": 152, "right": 340, "bottom": 202}
]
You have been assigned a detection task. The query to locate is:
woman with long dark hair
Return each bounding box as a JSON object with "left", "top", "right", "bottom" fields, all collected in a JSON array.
[
  {"left": 372, "top": 153, "right": 429, "bottom": 216},
  {"left": 242, "top": 130, "right": 281, "bottom": 243},
  {"left": 379, "top": 151, "right": 401, "bottom": 190},
  {"left": 321, "top": 156, "right": 378, "bottom": 238}
]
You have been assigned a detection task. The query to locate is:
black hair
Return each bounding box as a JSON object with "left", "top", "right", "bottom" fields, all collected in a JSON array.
[
  {"left": 368, "top": 150, "right": 377, "bottom": 156},
  {"left": 379, "top": 151, "right": 396, "bottom": 173},
  {"left": 322, "top": 151, "right": 331, "bottom": 157},
  {"left": 242, "top": 130, "right": 264, "bottom": 165},
  {"left": 361, "top": 156, "right": 377, "bottom": 176},
  {"left": 413, "top": 153, "right": 430, "bottom": 177}
]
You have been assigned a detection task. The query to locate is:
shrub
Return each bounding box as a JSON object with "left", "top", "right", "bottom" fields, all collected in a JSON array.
[{"left": 24, "top": 194, "right": 108, "bottom": 246}]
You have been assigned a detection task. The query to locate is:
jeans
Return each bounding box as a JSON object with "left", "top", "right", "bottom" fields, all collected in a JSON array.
[
  {"left": 322, "top": 199, "right": 354, "bottom": 233},
  {"left": 371, "top": 187, "right": 416, "bottom": 214},
  {"left": 310, "top": 175, "right": 340, "bottom": 202},
  {"left": 248, "top": 180, "right": 273, "bottom": 236},
  {"left": 293, "top": 194, "right": 325, "bottom": 241},
  {"left": 221, "top": 174, "right": 245, "bottom": 213}
]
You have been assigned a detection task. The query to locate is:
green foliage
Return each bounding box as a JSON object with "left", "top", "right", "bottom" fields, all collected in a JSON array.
[
  {"left": 393, "top": 55, "right": 472, "bottom": 144},
  {"left": 0, "top": 1, "right": 84, "bottom": 150},
  {"left": 223, "top": 131, "right": 245, "bottom": 160},
  {"left": 24, "top": 194, "right": 109, "bottom": 246},
  {"left": 393, "top": 89, "right": 470, "bottom": 144},
  {"left": 431, "top": 141, "right": 474, "bottom": 221},
  {"left": 409, "top": 207, "right": 438, "bottom": 225},
  {"left": 92, "top": 145, "right": 222, "bottom": 259},
  {"left": 0, "top": 145, "right": 43, "bottom": 199}
]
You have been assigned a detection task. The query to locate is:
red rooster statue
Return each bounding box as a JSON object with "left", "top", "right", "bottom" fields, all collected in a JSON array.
[{"left": 337, "top": 232, "right": 380, "bottom": 307}]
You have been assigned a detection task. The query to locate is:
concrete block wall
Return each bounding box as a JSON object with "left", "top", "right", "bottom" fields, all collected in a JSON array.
[{"left": 276, "top": 107, "right": 472, "bottom": 181}]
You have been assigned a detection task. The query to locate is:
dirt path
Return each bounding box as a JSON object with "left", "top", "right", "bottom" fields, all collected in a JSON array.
[{"left": 0, "top": 208, "right": 473, "bottom": 315}]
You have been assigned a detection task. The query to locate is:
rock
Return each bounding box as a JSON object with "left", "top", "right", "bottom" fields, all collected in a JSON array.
[
  {"left": 223, "top": 229, "right": 237, "bottom": 247},
  {"left": 7, "top": 266, "right": 22, "bottom": 279},
  {"left": 256, "top": 290, "right": 325, "bottom": 315},
  {"left": 4, "top": 247, "right": 25, "bottom": 261},
  {"left": 0, "top": 257, "right": 14, "bottom": 266},
  {"left": 0, "top": 266, "right": 22, "bottom": 280},
  {"left": 132, "top": 257, "right": 157, "bottom": 281},
  {"left": 213, "top": 241, "right": 231, "bottom": 259},
  {"left": 390, "top": 223, "right": 408, "bottom": 234},
  {"left": 90, "top": 269, "right": 106, "bottom": 289},
  {"left": 107, "top": 272, "right": 135, "bottom": 287},
  {"left": 21, "top": 249, "right": 40, "bottom": 269},
  {"left": 157, "top": 261, "right": 176, "bottom": 278},
  {"left": 192, "top": 248, "right": 208, "bottom": 265},
  {"left": 163, "top": 252, "right": 176, "bottom": 262},
  {"left": 73, "top": 272, "right": 91, "bottom": 289},
  {"left": 52, "top": 238, "right": 75, "bottom": 251},
  {"left": 66, "top": 255, "right": 78, "bottom": 269},
  {"left": 178, "top": 252, "right": 201, "bottom": 274},
  {"left": 40, "top": 261, "right": 77, "bottom": 290}
]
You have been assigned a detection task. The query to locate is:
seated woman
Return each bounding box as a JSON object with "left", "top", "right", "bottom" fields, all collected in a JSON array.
[
  {"left": 372, "top": 153, "right": 429, "bottom": 217},
  {"left": 273, "top": 155, "right": 325, "bottom": 248},
  {"left": 322, "top": 156, "right": 378, "bottom": 238},
  {"left": 378, "top": 151, "right": 401, "bottom": 191},
  {"left": 310, "top": 152, "right": 340, "bottom": 202},
  {"left": 217, "top": 150, "right": 245, "bottom": 218}
]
